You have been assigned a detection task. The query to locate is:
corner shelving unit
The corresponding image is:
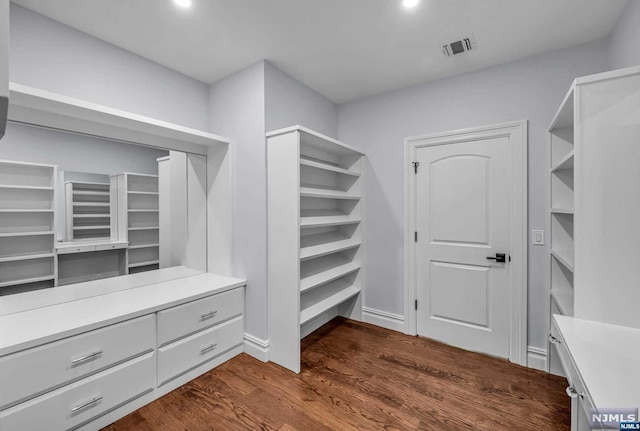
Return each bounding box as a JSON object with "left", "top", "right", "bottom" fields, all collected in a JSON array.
[
  {"left": 64, "top": 181, "right": 112, "bottom": 241},
  {"left": 547, "top": 65, "right": 640, "bottom": 376},
  {"left": 0, "top": 160, "right": 57, "bottom": 294},
  {"left": 267, "top": 125, "right": 364, "bottom": 373},
  {"left": 547, "top": 83, "right": 575, "bottom": 377},
  {"left": 113, "top": 173, "right": 160, "bottom": 274}
]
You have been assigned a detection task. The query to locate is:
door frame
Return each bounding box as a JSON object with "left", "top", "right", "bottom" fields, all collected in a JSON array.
[{"left": 404, "top": 120, "right": 528, "bottom": 366}]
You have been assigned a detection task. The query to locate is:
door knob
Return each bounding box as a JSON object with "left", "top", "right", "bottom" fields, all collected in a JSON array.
[{"left": 486, "top": 253, "right": 506, "bottom": 263}]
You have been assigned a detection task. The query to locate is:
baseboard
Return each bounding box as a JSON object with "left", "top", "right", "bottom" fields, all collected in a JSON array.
[
  {"left": 362, "top": 307, "right": 405, "bottom": 333},
  {"left": 527, "top": 345, "right": 547, "bottom": 371},
  {"left": 244, "top": 333, "right": 270, "bottom": 362}
]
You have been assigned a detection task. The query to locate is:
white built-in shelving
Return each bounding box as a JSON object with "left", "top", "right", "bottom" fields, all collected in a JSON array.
[
  {"left": 0, "top": 160, "right": 57, "bottom": 294},
  {"left": 547, "top": 65, "right": 640, "bottom": 377},
  {"left": 267, "top": 125, "right": 364, "bottom": 373},
  {"left": 64, "top": 181, "right": 113, "bottom": 241},
  {"left": 113, "top": 173, "right": 160, "bottom": 274}
]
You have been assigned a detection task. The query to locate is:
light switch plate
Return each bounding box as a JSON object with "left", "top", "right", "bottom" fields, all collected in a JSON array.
[{"left": 532, "top": 230, "right": 544, "bottom": 245}]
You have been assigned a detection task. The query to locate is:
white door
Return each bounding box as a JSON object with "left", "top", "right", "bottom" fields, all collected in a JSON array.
[{"left": 415, "top": 136, "right": 511, "bottom": 358}]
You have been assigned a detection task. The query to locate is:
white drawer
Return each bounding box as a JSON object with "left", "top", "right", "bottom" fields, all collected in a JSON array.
[
  {"left": 157, "top": 287, "right": 243, "bottom": 346},
  {"left": 157, "top": 316, "right": 243, "bottom": 386},
  {"left": 95, "top": 243, "right": 126, "bottom": 252},
  {"left": 57, "top": 245, "right": 96, "bottom": 255},
  {"left": 0, "top": 352, "right": 155, "bottom": 431},
  {"left": 0, "top": 315, "right": 155, "bottom": 409},
  {"left": 551, "top": 318, "right": 595, "bottom": 430}
]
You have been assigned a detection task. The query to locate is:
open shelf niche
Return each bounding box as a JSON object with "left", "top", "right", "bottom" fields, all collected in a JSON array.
[
  {"left": 0, "top": 160, "right": 58, "bottom": 295},
  {"left": 267, "top": 126, "right": 365, "bottom": 373},
  {"left": 64, "top": 181, "right": 113, "bottom": 241},
  {"left": 112, "top": 172, "right": 160, "bottom": 274}
]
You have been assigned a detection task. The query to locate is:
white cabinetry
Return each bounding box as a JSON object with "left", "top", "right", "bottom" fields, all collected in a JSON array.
[
  {"left": 547, "top": 66, "right": 640, "bottom": 428},
  {"left": 0, "top": 160, "right": 57, "bottom": 294},
  {"left": 267, "top": 126, "right": 364, "bottom": 373},
  {"left": 548, "top": 66, "right": 640, "bottom": 375},
  {"left": 113, "top": 173, "right": 160, "bottom": 274},
  {"left": 0, "top": 271, "right": 246, "bottom": 430},
  {"left": 64, "top": 181, "right": 113, "bottom": 241}
]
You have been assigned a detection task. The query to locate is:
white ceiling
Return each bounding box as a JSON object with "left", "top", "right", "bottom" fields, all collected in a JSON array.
[{"left": 13, "top": 0, "right": 628, "bottom": 104}]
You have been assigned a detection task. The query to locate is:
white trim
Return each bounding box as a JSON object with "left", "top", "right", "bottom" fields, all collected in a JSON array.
[
  {"left": 527, "top": 346, "right": 547, "bottom": 371},
  {"left": 243, "top": 333, "right": 270, "bottom": 362},
  {"left": 404, "top": 120, "right": 528, "bottom": 366},
  {"left": 8, "top": 83, "right": 230, "bottom": 156},
  {"left": 362, "top": 307, "right": 405, "bottom": 333}
]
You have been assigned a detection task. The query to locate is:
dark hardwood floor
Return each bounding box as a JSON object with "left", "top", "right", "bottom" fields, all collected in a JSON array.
[{"left": 104, "top": 318, "right": 570, "bottom": 431}]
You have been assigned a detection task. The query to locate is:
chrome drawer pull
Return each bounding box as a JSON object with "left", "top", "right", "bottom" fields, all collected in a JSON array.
[
  {"left": 71, "top": 396, "right": 103, "bottom": 413},
  {"left": 71, "top": 350, "right": 103, "bottom": 365},
  {"left": 548, "top": 334, "right": 561, "bottom": 344},
  {"left": 565, "top": 387, "right": 583, "bottom": 399},
  {"left": 200, "top": 311, "right": 218, "bottom": 321},
  {"left": 200, "top": 343, "right": 218, "bottom": 354}
]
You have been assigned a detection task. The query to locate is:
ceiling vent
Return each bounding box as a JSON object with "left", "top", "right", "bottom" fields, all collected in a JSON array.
[{"left": 442, "top": 34, "right": 476, "bottom": 57}]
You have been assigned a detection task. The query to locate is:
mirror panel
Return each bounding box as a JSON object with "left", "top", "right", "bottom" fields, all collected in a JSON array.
[{"left": 0, "top": 121, "right": 204, "bottom": 295}]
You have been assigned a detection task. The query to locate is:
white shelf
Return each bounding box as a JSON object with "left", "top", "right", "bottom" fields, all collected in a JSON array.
[
  {"left": 268, "top": 125, "right": 364, "bottom": 156},
  {"left": 128, "top": 226, "right": 159, "bottom": 231},
  {"left": 551, "top": 151, "right": 574, "bottom": 172},
  {"left": 551, "top": 208, "right": 574, "bottom": 215},
  {"left": 0, "top": 275, "right": 55, "bottom": 289},
  {"left": 128, "top": 243, "right": 159, "bottom": 250},
  {"left": 73, "top": 225, "right": 110, "bottom": 231},
  {"left": 551, "top": 249, "right": 575, "bottom": 273},
  {"left": 128, "top": 209, "right": 159, "bottom": 213},
  {"left": 0, "top": 253, "right": 55, "bottom": 263},
  {"left": 73, "top": 191, "right": 109, "bottom": 196},
  {"left": 300, "top": 216, "right": 360, "bottom": 228},
  {"left": 73, "top": 214, "right": 109, "bottom": 219},
  {"left": 300, "top": 285, "right": 361, "bottom": 325},
  {"left": 300, "top": 186, "right": 361, "bottom": 200},
  {"left": 72, "top": 202, "right": 110, "bottom": 207},
  {"left": 0, "top": 185, "right": 54, "bottom": 191},
  {"left": 300, "top": 159, "right": 360, "bottom": 177},
  {"left": 300, "top": 232, "right": 360, "bottom": 261},
  {"left": 551, "top": 288, "right": 574, "bottom": 317},
  {"left": 300, "top": 254, "right": 361, "bottom": 292},
  {"left": 128, "top": 260, "right": 160, "bottom": 269},
  {"left": 127, "top": 191, "right": 158, "bottom": 196},
  {"left": 0, "top": 231, "right": 54, "bottom": 238},
  {"left": 0, "top": 209, "right": 53, "bottom": 213}
]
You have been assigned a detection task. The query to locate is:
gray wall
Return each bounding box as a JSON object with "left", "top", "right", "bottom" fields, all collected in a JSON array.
[
  {"left": 209, "top": 61, "right": 268, "bottom": 340},
  {"left": 338, "top": 40, "right": 610, "bottom": 350},
  {"left": 10, "top": 4, "right": 210, "bottom": 130},
  {"left": 608, "top": 0, "right": 640, "bottom": 69},
  {"left": 265, "top": 61, "right": 339, "bottom": 137},
  {"left": 0, "top": 122, "right": 167, "bottom": 175}
]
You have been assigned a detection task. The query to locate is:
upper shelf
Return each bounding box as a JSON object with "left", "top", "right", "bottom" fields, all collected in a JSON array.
[
  {"left": 7, "top": 83, "right": 231, "bottom": 156},
  {"left": 551, "top": 151, "right": 574, "bottom": 172},
  {"left": 549, "top": 87, "right": 574, "bottom": 131},
  {"left": 267, "top": 125, "right": 364, "bottom": 157}
]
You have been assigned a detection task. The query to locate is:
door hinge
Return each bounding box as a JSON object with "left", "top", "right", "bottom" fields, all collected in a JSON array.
[
  {"left": 412, "top": 161, "right": 420, "bottom": 174},
  {"left": 415, "top": 299, "right": 418, "bottom": 310},
  {"left": 414, "top": 231, "right": 418, "bottom": 242}
]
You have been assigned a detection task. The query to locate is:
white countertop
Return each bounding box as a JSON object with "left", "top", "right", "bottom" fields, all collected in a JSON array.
[
  {"left": 0, "top": 266, "right": 203, "bottom": 317},
  {"left": 0, "top": 271, "right": 246, "bottom": 357},
  {"left": 554, "top": 314, "right": 640, "bottom": 410}
]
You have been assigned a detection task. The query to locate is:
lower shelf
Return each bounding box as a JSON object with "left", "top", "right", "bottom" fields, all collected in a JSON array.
[
  {"left": 129, "top": 260, "right": 160, "bottom": 269},
  {"left": 551, "top": 288, "right": 574, "bottom": 317},
  {"left": 0, "top": 275, "right": 55, "bottom": 289},
  {"left": 300, "top": 285, "right": 360, "bottom": 325}
]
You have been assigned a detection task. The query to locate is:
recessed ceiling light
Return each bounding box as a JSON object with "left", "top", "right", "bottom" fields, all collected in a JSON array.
[
  {"left": 403, "top": 0, "right": 419, "bottom": 8},
  {"left": 174, "top": 0, "right": 192, "bottom": 8}
]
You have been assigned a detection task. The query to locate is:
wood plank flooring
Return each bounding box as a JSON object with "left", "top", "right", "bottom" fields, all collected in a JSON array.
[{"left": 104, "top": 318, "right": 570, "bottom": 431}]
